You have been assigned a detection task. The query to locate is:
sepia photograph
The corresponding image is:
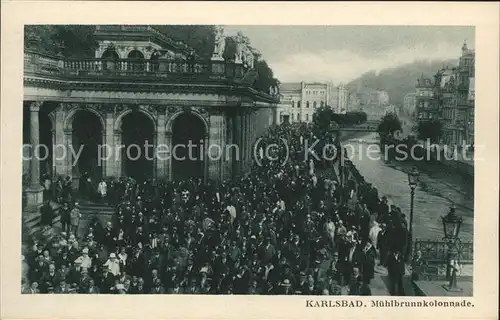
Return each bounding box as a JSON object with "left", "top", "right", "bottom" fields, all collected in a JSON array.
[
  {"left": 21, "top": 24, "right": 475, "bottom": 297},
  {"left": 1, "top": 2, "right": 498, "bottom": 320}
]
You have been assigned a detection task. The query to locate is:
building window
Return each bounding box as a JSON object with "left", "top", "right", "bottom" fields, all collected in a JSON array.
[
  {"left": 313, "top": 101, "right": 317, "bottom": 108},
  {"left": 297, "top": 101, "right": 301, "bottom": 108},
  {"left": 306, "top": 114, "right": 309, "bottom": 121},
  {"left": 306, "top": 101, "right": 310, "bottom": 108},
  {"left": 320, "top": 101, "right": 324, "bottom": 107},
  {"left": 292, "top": 101, "right": 295, "bottom": 108}
]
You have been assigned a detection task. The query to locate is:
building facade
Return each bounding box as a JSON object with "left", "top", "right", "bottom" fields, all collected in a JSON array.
[
  {"left": 403, "top": 93, "right": 416, "bottom": 117},
  {"left": 336, "top": 84, "right": 349, "bottom": 114},
  {"left": 428, "top": 42, "right": 475, "bottom": 146},
  {"left": 302, "top": 82, "right": 328, "bottom": 123},
  {"left": 23, "top": 25, "right": 278, "bottom": 211},
  {"left": 276, "top": 82, "right": 302, "bottom": 124},
  {"left": 277, "top": 82, "right": 329, "bottom": 124},
  {"left": 415, "top": 75, "right": 436, "bottom": 122}
]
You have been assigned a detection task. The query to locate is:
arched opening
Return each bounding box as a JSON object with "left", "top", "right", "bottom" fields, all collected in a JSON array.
[
  {"left": 101, "top": 48, "right": 119, "bottom": 70},
  {"left": 121, "top": 111, "right": 155, "bottom": 181},
  {"left": 150, "top": 51, "right": 160, "bottom": 72},
  {"left": 72, "top": 110, "right": 103, "bottom": 185},
  {"left": 127, "top": 50, "right": 145, "bottom": 71},
  {"left": 171, "top": 112, "right": 206, "bottom": 181}
]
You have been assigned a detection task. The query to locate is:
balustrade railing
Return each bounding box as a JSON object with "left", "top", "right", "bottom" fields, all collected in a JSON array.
[
  {"left": 24, "top": 50, "right": 238, "bottom": 81},
  {"left": 414, "top": 239, "right": 473, "bottom": 263},
  {"left": 24, "top": 50, "right": 280, "bottom": 102}
]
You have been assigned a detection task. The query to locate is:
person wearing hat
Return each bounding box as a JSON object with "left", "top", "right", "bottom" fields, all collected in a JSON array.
[
  {"left": 54, "top": 279, "right": 70, "bottom": 294},
  {"left": 60, "top": 202, "right": 71, "bottom": 234},
  {"left": 278, "top": 278, "right": 293, "bottom": 295},
  {"left": 387, "top": 250, "right": 405, "bottom": 296},
  {"left": 75, "top": 247, "right": 92, "bottom": 269},
  {"left": 66, "top": 257, "right": 82, "bottom": 285},
  {"left": 295, "top": 271, "right": 307, "bottom": 294},
  {"left": 85, "top": 278, "right": 100, "bottom": 294},
  {"left": 377, "top": 223, "right": 389, "bottom": 267},
  {"left": 104, "top": 253, "right": 121, "bottom": 276},
  {"left": 348, "top": 267, "right": 363, "bottom": 296},
  {"left": 149, "top": 278, "right": 165, "bottom": 294},
  {"left": 361, "top": 240, "right": 377, "bottom": 286},
  {"left": 40, "top": 263, "right": 59, "bottom": 293},
  {"left": 69, "top": 203, "right": 81, "bottom": 235},
  {"left": 96, "top": 266, "right": 116, "bottom": 294}
]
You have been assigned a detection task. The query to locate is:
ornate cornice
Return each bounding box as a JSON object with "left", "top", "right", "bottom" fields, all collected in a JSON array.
[{"left": 24, "top": 75, "right": 278, "bottom": 104}]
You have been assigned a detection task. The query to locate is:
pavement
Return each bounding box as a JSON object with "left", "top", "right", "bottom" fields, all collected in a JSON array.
[{"left": 414, "top": 279, "right": 473, "bottom": 297}]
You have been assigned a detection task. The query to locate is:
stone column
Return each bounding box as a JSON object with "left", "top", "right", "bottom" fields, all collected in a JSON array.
[
  {"left": 151, "top": 132, "right": 157, "bottom": 180},
  {"left": 155, "top": 111, "right": 168, "bottom": 180},
  {"left": 203, "top": 133, "right": 209, "bottom": 184},
  {"left": 103, "top": 111, "right": 115, "bottom": 177},
  {"left": 165, "top": 131, "right": 173, "bottom": 181},
  {"left": 244, "top": 111, "right": 250, "bottom": 171},
  {"left": 208, "top": 112, "right": 223, "bottom": 182},
  {"left": 25, "top": 101, "right": 44, "bottom": 212},
  {"left": 240, "top": 111, "right": 247, "bottom": 174},
  {"left": 51, "top": 129, "right": 56, "bottom": 178},
  {"left": 249, "top": 111, "right": 255, "bottom": 168},
  {"left": 63, "top": 129, "right": 74, "bottom": 181},
  {"left": 232, "top": 112, "right": 241, "bottom": 178},
  {"left": 219, "top": 115, "right": 226, "bottom": 179},
  {"left": 224, "top": 114, "right": 233, "bottom": 180},
  {"left": 114, "top": 129, "right": 122, "bottom": 177}
]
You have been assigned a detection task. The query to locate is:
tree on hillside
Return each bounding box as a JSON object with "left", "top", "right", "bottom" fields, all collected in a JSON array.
[
  {"left": 377, "top": 112, "right": 402, "bottom": 137},
  {"left": 415, "top": 119, "right": 443, "bottom": 143},
  {"left": 346, "top": 59, "right": 457, "bottom": 105}
]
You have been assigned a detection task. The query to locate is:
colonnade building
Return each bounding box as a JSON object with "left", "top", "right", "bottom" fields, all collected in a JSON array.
[{"left": 23, "top": 25, "right": 278, "bottom": 211}]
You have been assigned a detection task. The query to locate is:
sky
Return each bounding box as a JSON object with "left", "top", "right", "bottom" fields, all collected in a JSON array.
[{"left": 224, "top": 26, "right": 475, "bottom": 84}]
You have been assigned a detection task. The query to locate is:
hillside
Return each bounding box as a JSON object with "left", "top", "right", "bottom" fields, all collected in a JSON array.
[{"left": 346, "top": 59, "right": 457, "bottom": 105}]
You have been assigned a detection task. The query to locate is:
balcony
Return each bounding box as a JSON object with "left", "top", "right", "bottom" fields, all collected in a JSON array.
[{"left": 24, "top": 50, "right": 247, "bottom": 85}]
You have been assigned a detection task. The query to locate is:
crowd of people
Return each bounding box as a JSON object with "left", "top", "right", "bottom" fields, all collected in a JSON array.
[{"left": 23, "top": 122, "right": 413, "bottom": 295}]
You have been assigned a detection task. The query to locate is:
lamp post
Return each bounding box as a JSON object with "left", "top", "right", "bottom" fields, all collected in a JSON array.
[
  {"left": 441, "top": 203, "right": 463, "bottom": 292},
  {"left": 406, "top": 166, "right": 419, "bottom": 262}
]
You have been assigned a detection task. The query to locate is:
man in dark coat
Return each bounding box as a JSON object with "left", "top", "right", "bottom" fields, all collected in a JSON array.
[
  {"left": 377, "top": 223, "right": 389, "bottom": 266},
  {"left": 343, "top": 240, "right": 363, "bottom": 284},
  {"left": 360, "top": 240, "right": 377, "bottom": 285},
  {"left": 96, "top": 267, "right": 115, "bottom": 294},
  {"left": 40, "top": 200, "right": 54, "bottom": 228},
  {"left": 387, "top": 250, "right": 405, "bottom": 296},
  {"left": 60, "top": 202, "right": 71, "bottom": 234}
]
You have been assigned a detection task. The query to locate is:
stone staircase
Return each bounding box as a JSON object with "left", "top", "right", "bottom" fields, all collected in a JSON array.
[
  {"left": 22, "top": 200, "right": 115, "bottom": 243},
  {"left": 77, "top": 200, "right": 115, "bottom": 217},
  {"left": 22, "top": 201, "right": 61, "bottom": 243}
]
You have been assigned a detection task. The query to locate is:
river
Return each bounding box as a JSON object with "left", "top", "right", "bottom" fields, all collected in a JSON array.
[{"left": 344, "top": 132, "right": 474, "bottom": 241}]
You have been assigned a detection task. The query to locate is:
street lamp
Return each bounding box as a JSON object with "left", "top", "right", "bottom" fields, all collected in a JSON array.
[
  {"left": 441, "top": 203, "right": 463, "bottom": 292},
  {"left": 406, "top": 166, "right": 419, "bottom": 262}
]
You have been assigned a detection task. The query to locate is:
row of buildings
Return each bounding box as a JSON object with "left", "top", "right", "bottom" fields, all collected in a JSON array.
[
  {"left": 408, "top": 42, "right": 475, "bottom": 146},
  {"left": 276, "top": 81, "right": 390, "bottom": 124}
]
